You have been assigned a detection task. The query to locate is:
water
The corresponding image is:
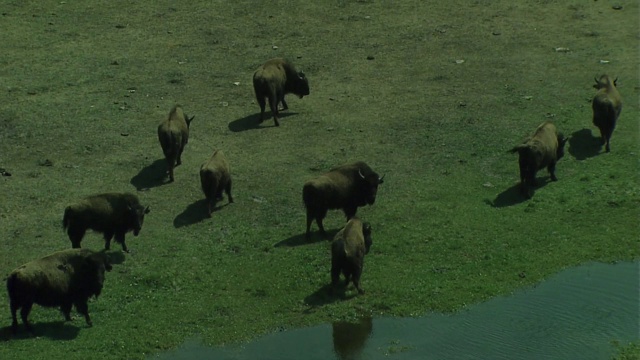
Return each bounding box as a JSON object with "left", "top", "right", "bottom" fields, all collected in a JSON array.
[{"left": 153, "top": 262, "right": 639, "bottom": 360}]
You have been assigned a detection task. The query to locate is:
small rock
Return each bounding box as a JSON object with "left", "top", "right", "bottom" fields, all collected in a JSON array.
[
  {"left": 221, "top": 101, "right": 228, "bottom": 107},
  {"left": 38, "top": 159, "right": 53, "bottom": 167},
  {"left": 366, "top": 55, "right": 375, "bottom": 60},
  {"left": 524, "top": 96, "right": 533, "bottom": 100},
  {"left": 599, "top": 59, "right": 610, "bottom": 64},
  {"left": 612, "top": 5, "right": 623, "bottom": 10},
  {"left": 115, "top": 24, "right": 125, "bottom": 29},
  {"left": 518, "top": 272, "right": 526, "bottom": 279},
  {"left": 233, "top": 82, "right": 240, "bottom": 86},
  {"left": 0, "top": 168, "right": 11, "bottom": 176},
  {"left": 455, "top": 59, "right": 465, "bottom": 64},
  {"left": 326, "top": 127, "right": 334, "bottom": 131},
  {"left": 492, "top": 31, "right": 501, "bottom": 36},
  {"left": 483, "top": 182, "right": 493, "bottom": 188},
  {"left": 120, "top": 133, "right": 129, "bottom": 137},
  {"left": 329, "top": 97, "right": 335, "bottom": 101},
  {"left": 119, "top": 106, "right": 126, "bottom": 110},
  {"left": 272, "top": 45, "right": 278, "bottom": 50},
  {"left": 554, "top": 47, "right": 570, "bottom": 52}
]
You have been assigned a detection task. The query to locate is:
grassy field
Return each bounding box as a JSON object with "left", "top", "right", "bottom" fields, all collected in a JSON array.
[{"left": 0, "top": 0, "right": 638, "bottom": 359}]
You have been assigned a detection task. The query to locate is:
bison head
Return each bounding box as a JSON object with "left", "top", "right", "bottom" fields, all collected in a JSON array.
[
  {"left": 593, "top": 75, "right": 617, "bottom": 89},
  {"left": 294, "top": 71, "right": 310, "bottom": 99},
  {"left": 556, "top": 134, "right": 568, "bottom": 160},
  {"left": 129, "top": 204, "right": 150, "bottom": 236},
  {"left": 358, "top": 169, "right": 384, "bottom": 205}
]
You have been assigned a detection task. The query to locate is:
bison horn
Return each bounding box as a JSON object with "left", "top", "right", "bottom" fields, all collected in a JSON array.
[
  {"left": 358, "top": 169, "right": 366, "bottom": 179},
  {"left": 614, "top": 77, "right": 618, "bottom": 86},
  {"left": 378, "top": 174, "right": 385, "bottom": 184}
]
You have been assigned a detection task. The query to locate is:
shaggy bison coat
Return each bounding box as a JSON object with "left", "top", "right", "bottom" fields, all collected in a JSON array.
[
  {"left": 199, "top": 150, "right": 233, "bottom": 216},
  {"left": 331, "top": 219, "right": 372, "bottom": 294},
  {"left": 510, "top": 121, "right": 568, "bottom": 199},
  {"left": 63, "top": 192, "right": 150, "bottom": 252},
  {"left": 303, "top": 161, "right": 383, "bottom": 239},
  {"left": 592, "top": 75, "right": 622, "bottom": 153},
  {"left": 253, "top": 58, "right": 310, "bottom": 126},
  {"left": 157, "top": 105, "right": 194, "bottom": 182},
  {"left": 6, "top": 249, "right": 112, "bottom": 333}
]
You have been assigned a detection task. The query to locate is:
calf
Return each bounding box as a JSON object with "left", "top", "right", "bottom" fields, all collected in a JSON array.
[
  {"left": 592, "top": 75, "right": 622, "bottom": 152},
  {"left": 509, "top": 121, "right": 568, "bottom": 198},
  {"left": 331, "top": 218, "right": 373, "bottom": 294}
]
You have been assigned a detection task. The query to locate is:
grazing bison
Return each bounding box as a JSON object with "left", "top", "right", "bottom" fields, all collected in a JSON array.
[
  {"left": 200, "top": 150, "right": 234, "bottom": 216},
  {"left": 157, "top": 105, "right": 195, "bottom": 182},
  {"left": 331, "top": 218, "right": 372, "bottom": 294},
  {"left": 63, "top": 192, "right": 150, "bottom": 252},
  {"left": 592, "top": 75, "right": 622, "bottom": 152},
  {"left": 509, "top": 121, "right": 568, "bottom": 199},
  {"left": 253, "top": 58, "right": 310, "bottom": 126},
  {"left": 7, "top": 248, "right": 112, "bottom": 334},
  {"left": 303, "top": 161, "right": 384, "bottom": 239}
]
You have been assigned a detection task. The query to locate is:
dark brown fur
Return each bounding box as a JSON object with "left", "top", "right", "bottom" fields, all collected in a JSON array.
[
  {"left": 253, "top": 58, "right": 310, "bottom": 126},
  {"left": 63, "top": 192, "right": 150, "bottom": 252},
  {"left": 157, "top": 105, "right": 194, "bottom": 182},
  {"left": 592, "top": 75, "right": 622, "bottom": 152},
  {"left": 331, "top": 219, "right": 372, "bottom": 294},
  {"left": 6, "top": 249, "right": 112, "bottom": 334},
  {"left": 199, "top": 150, "right": 233, "bottom": 216},
  {"left": 303, "top": 161, "right": 383, "bottom": 239},
  {"left": 509, "top": 121, "right": 568, "bottom": 199}
]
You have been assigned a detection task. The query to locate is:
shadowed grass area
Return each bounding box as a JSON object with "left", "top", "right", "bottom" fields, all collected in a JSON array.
[{"left": 0, "top": 1, "right": 638, "bottom": 359}]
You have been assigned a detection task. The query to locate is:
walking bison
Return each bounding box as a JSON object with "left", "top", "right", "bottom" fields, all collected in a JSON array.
[
  {"left": 157, "top": 105, "right": 194, "bottom": 182},
  {"left": 200, "top": 150, "right": 233, "bottom": 216},
  {"left": 509, "top": 121, "right": 568, "bottom": 199},
  {"left": 6, "top": 248, "right": 112, "bottom": 334},
  {"left": 303, "top": 161, "right": 383, "bottom": 239},
  {"left": 63, "top": 192, "right": 150, "bottom": 252},
  {"left": 592, "top": 75, "right": 622, "bottom": 153},
  {"left": 253, "top": 58, "right": 310, "bottom": 126},
  {"left": 331, "top": 218, "right": 373, "bottom": 295}
]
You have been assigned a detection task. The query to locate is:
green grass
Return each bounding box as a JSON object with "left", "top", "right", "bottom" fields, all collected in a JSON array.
[{"left": 0, "top": 1, "right": 638, "bottom": 359}]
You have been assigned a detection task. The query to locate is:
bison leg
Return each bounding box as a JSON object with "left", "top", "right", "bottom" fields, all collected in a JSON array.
[
  {"left": 103, "top": 231, "right": 114, "bottom": 251},
  {"left": 268, "top": 93, "right": 280, "bottom": 126},
  {"left": 280, "top": 96, "right": 289, "bottom": 111},
  {"left": 225, "top": 180, "right": 234, "bottom": 203},
  {"left": 115, "top": 232, "right": 129, "bottom": 253},
  {"left": 61, "top": 302, "right": 73, "bottom": 321},
  {"left": 257, "top": 96, "right": 266, "bottom": 123},
  {"left": 68, "top": 227, "right": 85, "bottom": 249},
  {"left": 10, "top": 301, "right": 19, "bottom": 334},
  {"left": 343, "top": 206, "right": 358, "bottom": 221},
  {"left": 74, "top": 301, "right": 92, "bottom": 327},
  {"left": 20, "top": 302, "right": 34, "bottom": 333},
  {"left": 352, "top": 267, "right": 364, "bottom": 295},
  {"left": 548, "top": 162, "right": 558, "bottom": 181}
]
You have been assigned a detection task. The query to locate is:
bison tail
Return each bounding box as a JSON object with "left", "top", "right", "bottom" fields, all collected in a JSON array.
[
  {"left": 6, "top": 272, "right": 18, "bottom": 300},
  {"left": 508, "top": 144, "right": 528, "bottom": 154}
]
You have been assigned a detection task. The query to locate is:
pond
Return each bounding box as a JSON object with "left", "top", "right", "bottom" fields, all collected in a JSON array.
[{"left": 153, "top": 261, "right": 639, "bottom": 360}]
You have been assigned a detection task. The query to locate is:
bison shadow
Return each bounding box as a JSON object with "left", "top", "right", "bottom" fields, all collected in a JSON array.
[
  {"left": 569, "top": 128, "right": 602, "bottom": 160},
  {"left": 274, "top": 229, "right": 339, "bottom": 248},
  {"left": 487, "top": 180, "right": 551, "bottom": 208},
  {"left": 303, "top": 284, "right": 358, "bottom": 310},
  {"left": 106, "top": 250, "right": 126, "bottom": 265},
  {"left": 130, "top": 159, "right": 170, "bottom": 191},
  {"left": 228, "top": 112, "right": 297, "bottom": 132},
  {"left": 173, "top": 199, "right": 230, "bottom": 228},
  {"left": 0, "top": 321, "right": 81, "bottom": 341}
]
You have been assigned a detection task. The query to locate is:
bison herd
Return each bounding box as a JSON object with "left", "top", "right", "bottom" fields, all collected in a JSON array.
[{"left": 4, "top": 56, "right": 623, "bottom": 334}]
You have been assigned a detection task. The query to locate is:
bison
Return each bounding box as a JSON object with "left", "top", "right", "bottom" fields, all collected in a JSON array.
[
  {"left": 509, "top": 121, "right": 568, "bottom": 199},
  {"left": 592, "top": 75, "right": 622, "bottom": 152},
  {"left": 303, "top": 161, "right": 384, "bottom": 239},
  {"left": 63, "top": 192, "right": 150, "bottom": 252},
  {"left": 253, "top": 58, "right": 310, "bottom": 126},
  {"left": 200, "top": 150, "right": 234, "bottom": 216},
  {"left": 157, "top": 105, "right": 195, "bottom": 182},
  {"left": 331, "top": 218, "right": 372, "bottom": 295},
  {"left": 7, "top": 248, "right": 112, "bottom": 334}
]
